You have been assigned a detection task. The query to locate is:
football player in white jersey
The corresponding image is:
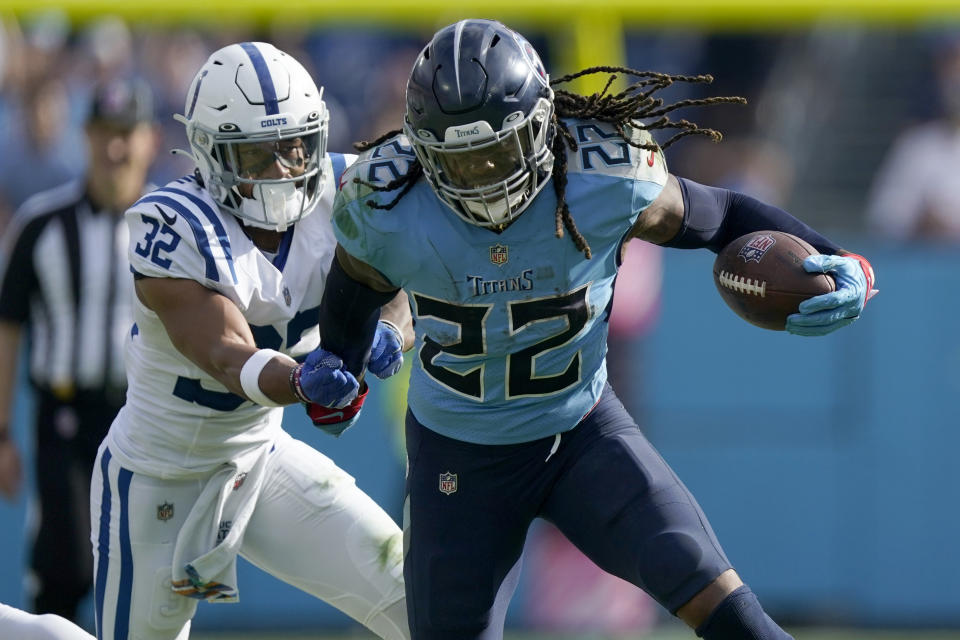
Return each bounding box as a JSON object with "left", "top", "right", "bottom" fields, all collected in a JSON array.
[
  {"left": 0, "top": 603, "right": 95, "bottom": 640},
  {"left": 89, "top": 42, "right": 412, "bottom": 640}
]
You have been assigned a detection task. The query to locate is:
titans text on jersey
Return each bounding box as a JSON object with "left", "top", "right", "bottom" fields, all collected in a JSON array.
[{"left": 467, "top": 269, "right": 534, "bottom": 296}]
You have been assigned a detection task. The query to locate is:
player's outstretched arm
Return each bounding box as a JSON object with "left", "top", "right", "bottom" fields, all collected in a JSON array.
[
  {"left": 335, "top": 245, "right": 413, "bottom": 353},
  {"left": 302, "top": 246, "right": 406, "bottom": 434},
  {"left": 319, "top": 245, "right": 407, "bottom": 380},
  {"left": 630, "top": 174, "right": 876, "bottom": 336},
  {"left": 135, "top": 276, "right": 357, "bottom": 408},
  {"left": 343, "top": 248, "right": 413, "bottom": 380}
]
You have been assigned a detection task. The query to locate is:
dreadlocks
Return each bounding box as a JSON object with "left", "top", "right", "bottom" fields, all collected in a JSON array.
[
  {"left": 549, "top": 66, "right": 747, "bottom": 258},
  {"left": 354, "top": 66, "right": 746, "bottom": 258}
]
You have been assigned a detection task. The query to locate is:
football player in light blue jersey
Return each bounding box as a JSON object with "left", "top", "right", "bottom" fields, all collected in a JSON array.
[
  {"left": 312, "top": 19, "right": 877, "bottom": 640},
  {"left": 91, "top": 42, "right": 412, "bottom": 640}
]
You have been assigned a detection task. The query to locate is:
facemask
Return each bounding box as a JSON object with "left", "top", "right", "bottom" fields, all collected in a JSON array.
[
  {"left": 462, "top": 189, "right": 528, "bottom": 226},
  {"left": 238, "top": 181, "right": 306, "bottom": 231}
]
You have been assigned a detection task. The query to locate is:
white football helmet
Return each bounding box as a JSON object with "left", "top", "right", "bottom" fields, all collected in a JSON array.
[{"left": 174, "top": 42, "right": 328, "bottom": 231}]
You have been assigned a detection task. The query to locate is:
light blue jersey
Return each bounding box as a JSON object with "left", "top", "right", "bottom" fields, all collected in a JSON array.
[{"left": 334, "top": 119, "right": 668, "bottom": 444}]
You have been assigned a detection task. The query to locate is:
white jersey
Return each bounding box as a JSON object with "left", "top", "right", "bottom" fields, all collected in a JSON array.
[{"left": 105, "top": 153, "right": 355, "bottom": 478}]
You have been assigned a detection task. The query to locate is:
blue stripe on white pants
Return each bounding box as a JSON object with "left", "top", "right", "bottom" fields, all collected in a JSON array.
[
  {"left": 91, "top": 444, "right": 201, "bottom": 640},
  {"left": 115, "top": 467, "right": 133, "bottom": 640},
  {"left": 94, "top": 447, "right": 133, "bottom": 640},
  {"left": 92, "top": 448, "right": 133, "bottom": 640},
  {"left": 94, "top": 448, "right": 112, "bottom": 638}
]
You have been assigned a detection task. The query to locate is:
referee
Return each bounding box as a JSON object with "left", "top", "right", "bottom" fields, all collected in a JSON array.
[{"left": 0, "top": 77, "right": 158, "bottom": 623}]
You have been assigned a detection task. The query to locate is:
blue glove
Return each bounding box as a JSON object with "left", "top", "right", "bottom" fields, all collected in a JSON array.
[
  {"left": 786, "top": 253, "right": 873, "bottom": 337},
  {"left": 296, "top": 348, "right": 359, "bottom": 408},
  {"left": 367, "top": 321, "right": 404, "bottom": 379}
]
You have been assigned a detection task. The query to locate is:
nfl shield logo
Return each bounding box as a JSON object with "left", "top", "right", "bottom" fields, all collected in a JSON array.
[
  {"left": 283, "top": 286, "right": 292, "bottom": 307},
  {"left": 489, "top": 244, "right": 508, "bottom": 266},
  {"left": 738, "top": 234, "right": 776, "bottom": 263},
  {"left": 233, "top": 472, "right": 247, "bottom": 491},
  {"left": 439, "top": 472, "right": 458, "bottom": 495},
  {"left": 157, "top": 502, "right": 174, "bottom": 521}
]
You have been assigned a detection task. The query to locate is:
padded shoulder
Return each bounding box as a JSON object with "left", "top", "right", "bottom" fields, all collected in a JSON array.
[
  {"left": 338, "top": 133, "right": 418, "bottom": 208},
  {"left": 560, "top": 117, "right": 668, "bottom": 187},
  {"left": 127, "top": 176, "right": 238, "bottom": 285}
]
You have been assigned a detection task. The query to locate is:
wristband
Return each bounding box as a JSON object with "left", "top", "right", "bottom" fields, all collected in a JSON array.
[
  {"left": 838, "top": 251, "right": 878, "bottom": 304},
  {"left": 288, "top": 363, "right": 311, "bottom": 404},
  {"left": 239, "top": 349, "right": 285, "bottom": 407},
  {"left": 377, "top": 319, "right": 405, "bottom": 351},
  {"left": 307, "top": 382, "right": 369, "bottom": 433}
]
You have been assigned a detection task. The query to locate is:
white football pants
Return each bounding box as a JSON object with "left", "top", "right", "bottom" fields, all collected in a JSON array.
[
  {"left": 0, "top": 603, "right": 96, "bottom": 640},
  {"left": 89, "top": 433, "right": 408, "bottom": 640}
]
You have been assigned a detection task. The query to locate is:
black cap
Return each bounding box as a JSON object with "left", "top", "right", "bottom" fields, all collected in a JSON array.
[{"left": 87, "top": 77, "right": 154, "bottom": 126}]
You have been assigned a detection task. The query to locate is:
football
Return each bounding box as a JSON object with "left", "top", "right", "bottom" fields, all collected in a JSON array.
[{"left": 712, "top": 231, "right": 835, "bottom": 330}]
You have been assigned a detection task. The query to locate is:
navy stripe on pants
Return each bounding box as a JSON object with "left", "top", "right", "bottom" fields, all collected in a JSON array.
[{"left": 94, "top": 448, "right": 134, "bottom": 640}]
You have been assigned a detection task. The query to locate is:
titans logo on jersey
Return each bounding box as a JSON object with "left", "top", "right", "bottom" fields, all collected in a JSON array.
[
  {"left": 107, "top": 153, "right": 353, "bottom": 476},
  {"left": 334, "top": 120, "right": 667, "bottom": 445}
]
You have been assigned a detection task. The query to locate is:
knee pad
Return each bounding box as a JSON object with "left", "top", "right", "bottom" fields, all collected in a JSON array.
[
  {"left": 100, "top": 566, "right": 196, "bottom": 640},
  {"left": 360, "top": 597, "right": 410, "bottom": 640},
  {"left": 634, "top": 502, "right": 730, "bottom": 611},
  {"left": 144, "top": 567, "right": 197, "bottom": 634}
]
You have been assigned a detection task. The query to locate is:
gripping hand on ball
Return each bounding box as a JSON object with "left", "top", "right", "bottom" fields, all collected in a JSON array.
[{"left": 786, "top": 253, "right": 876, "bottom": 337}]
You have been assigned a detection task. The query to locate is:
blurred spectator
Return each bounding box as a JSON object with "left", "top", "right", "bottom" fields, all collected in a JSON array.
[
  {"left": 138, "top": 28, "right": 213, "bottom": 180},
  {"left": 0, "top": 77, "right": 158, "bottom": 625},
  {"left": 79, "top": 16, "right": 134, "bottom": 84},
  {"left": 866, "top": 35, "right": 960, "bottom": 241},
  {"left": 17, "top": 10, "right": 70, "bottom": 82},
  {"left": 303, "top": 28, "right": 424, "bottom": 151},
  {"left": 607, "top": 239, "right": 664, "bottom": 417},
  {"left": 0, "top": 13, "right": 88, "bottom": 234},
  {"left": 0, "top": 74, "right": 87, "bottom": 231},
  {"left": 524, "top": 521, "right": 658, "bottom": 636},
  {"left": 360, "top": 44, "right": 423, "bottom": 142},
  {"left": 0, "top": 16, "right": 27, "bottom": 94}
]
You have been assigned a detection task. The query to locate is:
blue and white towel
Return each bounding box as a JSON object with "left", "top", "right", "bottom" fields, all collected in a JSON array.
[{"left": 171, "top": 444, "right": 270, "bottom": 602}]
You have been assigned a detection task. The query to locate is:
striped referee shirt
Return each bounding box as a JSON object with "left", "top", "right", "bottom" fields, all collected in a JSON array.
[{"left": 0, "top": 180, "right": 132, "bottom": 394}]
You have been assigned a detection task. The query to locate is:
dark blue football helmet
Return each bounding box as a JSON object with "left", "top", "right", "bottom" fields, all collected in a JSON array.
[{"left": 404, "top": 19, "right": 555, "bottom": 227}]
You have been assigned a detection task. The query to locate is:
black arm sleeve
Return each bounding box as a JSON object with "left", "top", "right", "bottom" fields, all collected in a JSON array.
[
  {"left": 318, "top": 254, "right": 399, "bottom": 377},
  {"left": 663, "top": 177, "right": 841, "bottom": 255}
]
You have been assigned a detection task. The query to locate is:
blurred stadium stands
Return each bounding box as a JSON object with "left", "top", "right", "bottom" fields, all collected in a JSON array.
[{"left": 2, "top": 3, "right": 960, "bottom": 638}]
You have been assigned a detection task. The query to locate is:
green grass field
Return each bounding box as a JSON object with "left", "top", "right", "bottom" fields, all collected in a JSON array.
[{"left": 192, "top": 629, "right": 960, "bottom": 640}]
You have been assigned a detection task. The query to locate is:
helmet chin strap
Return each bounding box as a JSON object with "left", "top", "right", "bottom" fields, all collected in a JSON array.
[
  {"left": 238, "top": 182, "right": 305, "bottom": 232},
  {"left": 461, "top": 186, "right": 528, "bottom": 226}
]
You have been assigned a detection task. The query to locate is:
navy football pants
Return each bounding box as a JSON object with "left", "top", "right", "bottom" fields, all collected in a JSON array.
[{"left": 403, "top": 384, "right": 733, "bottom": 640}]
